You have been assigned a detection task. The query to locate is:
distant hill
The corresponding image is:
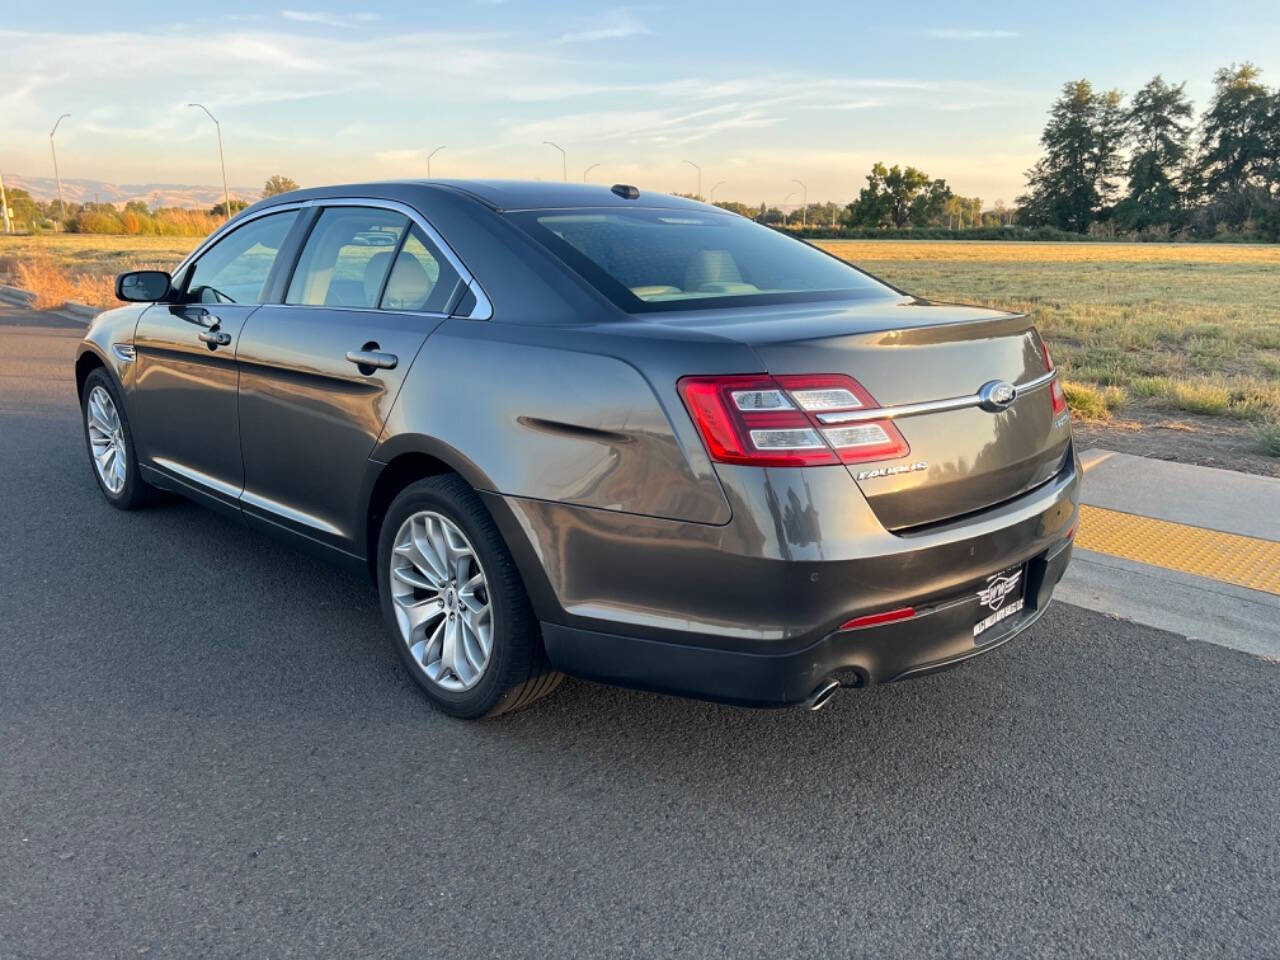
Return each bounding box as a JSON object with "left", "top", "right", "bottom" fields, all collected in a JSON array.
[{"left": 4, "top": 175, "right": 260, "bottom": 209}]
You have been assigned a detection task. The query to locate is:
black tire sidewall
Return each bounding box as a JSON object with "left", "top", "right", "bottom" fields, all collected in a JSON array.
[
  {"left": 81, "top": 368, "right": 147, "bottom": 510},
  {"left": 376, "top": 476, "right": 536, "bottom": 719}
]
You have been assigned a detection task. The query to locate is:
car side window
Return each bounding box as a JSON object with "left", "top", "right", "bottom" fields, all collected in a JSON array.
[
  {"left": 182, "top": 210, "right": 299, "bottom": 304},
  {"left": 285, "top": 208, "right": 408, "bottom": 308},
  {"left": 379, "top": 226, "right": 462, "bottom": 314}
]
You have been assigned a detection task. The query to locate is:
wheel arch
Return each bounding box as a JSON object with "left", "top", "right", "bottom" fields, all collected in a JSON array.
[
  {"left": 74, "top": 347, "right": 109, "bottom": 401},
  {"left": 361, "top": 440, "right": 562, "bottom": 622}
]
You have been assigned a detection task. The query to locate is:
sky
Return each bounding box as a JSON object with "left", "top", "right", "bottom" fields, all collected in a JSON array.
[{"left": 3, "top": 1, "right": 1278, "bottom": 207}]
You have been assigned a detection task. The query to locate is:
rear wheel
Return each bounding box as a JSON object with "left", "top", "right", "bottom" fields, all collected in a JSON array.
[
  {"left": 377, "top": 475, "right": 562, "bottom": 718},
  {"left": 81, "top": 368, "right": 151, "bottom": 510}
]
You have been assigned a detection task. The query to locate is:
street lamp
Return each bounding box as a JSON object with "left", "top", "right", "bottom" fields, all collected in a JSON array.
[
  {"left": 0, "top": 171, "right": 11, "bottom": 234},
  {"left": 49, "top": 113, "right": 70, "bottom": 221},
  {"left": 542, "top": 141, "right": 566, "bottom": 182},
  {"left": 583, "top": 162, "right": 600, "bottom": 183},
  {"left": 782, "top": 192, "right": 796, "bottom": 225},
  {"left": 188, "top": 104, "right": 231, "bottom": 221},
  {"left": 792, "top": 178, "right": 808, "bottom": 229},
  {"left": 709, "top": 180, "right": 726, "bottom": 204},
  {"left": 427, "top": 145, "right": 446, "bottom": 177},
  {"left": 682, "top": 159, "right": 702, "bottom": 200}
]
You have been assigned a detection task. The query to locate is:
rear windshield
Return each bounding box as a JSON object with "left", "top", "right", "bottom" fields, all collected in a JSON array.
[{"left": 509, "top": 208, "right": 896, "bottom": 312}]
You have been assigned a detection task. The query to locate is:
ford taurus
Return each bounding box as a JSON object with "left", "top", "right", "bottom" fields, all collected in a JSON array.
[{"left": 76, "top": 181, "right": 1079, "bottom": 717}]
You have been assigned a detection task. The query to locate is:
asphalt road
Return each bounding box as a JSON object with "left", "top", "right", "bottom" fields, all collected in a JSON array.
[{"left": 1, "top": 302, "right": 1278, "bottom": 959}]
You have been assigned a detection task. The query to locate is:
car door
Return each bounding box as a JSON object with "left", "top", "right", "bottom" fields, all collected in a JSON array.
[
  {"left": 132, "top": 208, "right": 301, "bottom": 510},
  {"left": 235, "top": 203, "right": 465, "bottom": 553}
]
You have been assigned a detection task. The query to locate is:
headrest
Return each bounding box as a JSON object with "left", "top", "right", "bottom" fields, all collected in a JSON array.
[{"left": 684, "top": 250, "right": 742, "bottom": 292}]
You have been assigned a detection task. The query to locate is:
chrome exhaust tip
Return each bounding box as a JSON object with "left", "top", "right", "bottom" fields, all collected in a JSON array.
[{"left": 803, "top": 679, "right": 841, "bottom": 712}]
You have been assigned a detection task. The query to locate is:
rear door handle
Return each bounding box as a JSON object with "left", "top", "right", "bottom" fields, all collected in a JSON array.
[
  {"left": 198, "top": 330, "right": 232, "bottom": 346},
  {"left": 345, "top": 349, "right": 398, "bottom": 370}
]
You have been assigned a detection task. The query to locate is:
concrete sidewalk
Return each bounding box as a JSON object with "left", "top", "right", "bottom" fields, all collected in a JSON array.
[{"left": 1059, "top": 449, "right": 1280, "bottom": 659}]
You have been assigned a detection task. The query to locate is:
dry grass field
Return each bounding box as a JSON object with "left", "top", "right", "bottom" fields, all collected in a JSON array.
[
  {"left": 819, "top": 240, "right": 1280, "bottom": 468},
  {"left": 0, "top": 234, "right": 198, "bottom": 310},
  {"left": 2, "top": 233, "right": 1277, "bottom": 468}
]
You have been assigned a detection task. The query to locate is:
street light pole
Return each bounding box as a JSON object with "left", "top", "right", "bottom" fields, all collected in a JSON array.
[
  {"left": 792, "top": 179, "right": 807, "bottom": 229},
  {"left": 542, "top": 141, "right": 566, "bottom": 182},
  {"left": 49, "top": 113, "right": 70, "bottom": 221},
  {"left": 709, "top": 180, "right": 725, "bottom": 204},
  {"left": 682, "top": 159, "right": 702, "bottom": 200},
  {"left": 188, "top": 103, "right": 231, "bottom": 221},
  {"left": 427, "top": 145, "right": 446, "bottom": 177},
  {"left": 583, "top": 162, "right": 600, "bottom": 182},
  {"left": 0, "top": 171, "right": 11, "bottom": 234}
]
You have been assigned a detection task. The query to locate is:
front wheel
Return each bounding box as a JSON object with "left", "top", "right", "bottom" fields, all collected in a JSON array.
[
  {"left": 81, "top": 368, "right": 151, "bottom": 510},
  {"left": 377, "top": 475, "right": 562, "bottom": 718}
]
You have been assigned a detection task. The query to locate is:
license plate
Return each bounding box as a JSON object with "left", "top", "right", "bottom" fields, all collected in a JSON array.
[{"left": 973, "top": 566, "right": 1025, "bottom": 639}]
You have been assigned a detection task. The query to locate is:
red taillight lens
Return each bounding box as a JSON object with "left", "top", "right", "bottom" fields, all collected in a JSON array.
[
  {"left": 1041, "top": 341, "right": 1068, "bottom": 416},
  {"left": 677, "top": 374, "right": 909, "bottom": 467}
]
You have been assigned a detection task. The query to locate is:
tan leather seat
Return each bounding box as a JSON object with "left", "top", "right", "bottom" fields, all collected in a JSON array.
[
  {"left": 684, "top": 250, "right": 742, "bottom": 292},
  {"left": 365, "top": 251, "right": 432, "bottom": 309}
]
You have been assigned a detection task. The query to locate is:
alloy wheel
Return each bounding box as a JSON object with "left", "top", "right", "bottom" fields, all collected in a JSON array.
[
  {"left": 389, "top": 510, "right": 494, "bottom": 691},
  {"left": 86, "top": 385, "right": 127, "bottom": 495}
]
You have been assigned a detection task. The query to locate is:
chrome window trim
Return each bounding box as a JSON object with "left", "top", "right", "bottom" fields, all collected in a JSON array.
[
  {"left": 301, "top": 197, "right": 491, "bottom": 320},
  {"left": 264, "top": 303, "right": 452, "bottom": 321},
  {"left": 816, "top": 370, "right": 1058, "bottom": 425},
  {"left": 168, "top": 202, "right": 306, "bottom": 286},
  {"left": 168, "top": 197, "right": 492, "bottom": 321}
]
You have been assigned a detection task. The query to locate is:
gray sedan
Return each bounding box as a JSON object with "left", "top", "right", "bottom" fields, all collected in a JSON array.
[{"left": 76, "top": 180, "right": 1078, "bottom": 717}]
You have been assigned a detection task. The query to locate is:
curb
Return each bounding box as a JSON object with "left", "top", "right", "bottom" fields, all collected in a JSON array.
[{"left": 0, "top": 283, "right": 99, "bottom": 324}]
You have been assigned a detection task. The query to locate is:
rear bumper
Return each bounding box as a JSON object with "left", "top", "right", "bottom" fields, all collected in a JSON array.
[
  {"left": 541, "top": 536, "right": 1073, "bottom": 707},
  {"left": 483, "top": 443, "right": 1080, "bottom": 707}
]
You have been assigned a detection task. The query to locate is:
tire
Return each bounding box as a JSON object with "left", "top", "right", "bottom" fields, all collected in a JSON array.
[
  {"left": 377, "top": 474, "right": 563, "bottom": 718},
  {"left": 81, "top": 368, "right": 152, "bottom": 510}
]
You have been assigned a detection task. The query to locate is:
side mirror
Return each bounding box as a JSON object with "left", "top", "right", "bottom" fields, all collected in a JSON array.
[{"left": 116, "top": 270, "right": 172, "bottom": 303}]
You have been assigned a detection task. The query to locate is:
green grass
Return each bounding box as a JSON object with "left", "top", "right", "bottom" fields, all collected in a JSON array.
[
  {"left": 1256, "top": 422, "right": 1280, "bottom": 457},
  {"left": 1062, "top": 381, "right": 1128, "bottom": 420}
]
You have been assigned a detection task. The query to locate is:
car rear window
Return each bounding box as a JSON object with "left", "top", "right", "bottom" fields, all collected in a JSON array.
[{"left": 509, "top": 207, "right": 895, "bottom": 313}]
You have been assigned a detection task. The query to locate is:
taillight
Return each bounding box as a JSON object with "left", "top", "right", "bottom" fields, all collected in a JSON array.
[
  {"left": 677, "top": 374, "right": 909, "bottom": 467},
  {"left": 1041, "top": 341, "right": 1067, "bottom": 416}
]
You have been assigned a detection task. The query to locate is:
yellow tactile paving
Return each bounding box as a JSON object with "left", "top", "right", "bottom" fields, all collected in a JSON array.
[{"left": 1076, "top": 504, "right": 1280, "bottom": 596}]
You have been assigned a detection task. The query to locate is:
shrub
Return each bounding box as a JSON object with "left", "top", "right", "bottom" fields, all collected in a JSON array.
[
  {"left": 1256, "top": 422, "right": 1280, "bottom": 457},
  {"left": 1063, "top": 381, "right": 1127, "bottom": 420},
  {"left": 15, "top": 254, "right": 78, "bottom": 310}
]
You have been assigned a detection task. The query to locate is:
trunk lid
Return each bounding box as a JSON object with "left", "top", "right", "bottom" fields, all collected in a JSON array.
[{"left": 675, "top": 297, "right": 1071, "bottom": 530}]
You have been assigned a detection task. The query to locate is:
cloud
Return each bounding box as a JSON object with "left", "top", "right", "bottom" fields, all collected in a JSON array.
[
  {"left": 926, "top": 28, "right": 1019, "bottom": 39},
  {"left": 560, "top": 8, "right": 650, "bottom": 43},
  {"left": 281, "top": 10, "right": 380, "bottom": 28}
]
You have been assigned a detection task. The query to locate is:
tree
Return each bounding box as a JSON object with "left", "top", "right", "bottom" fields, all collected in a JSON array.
[
  {"left": 712, "top": 201, "right": 756, "bottom": 218},
  {"left": 1116, "top": 76, "right": 1194, "bottom": 232},
  {"left": 1018, "top": 80, "right": 1126, "bottom": 232},
  {"left": 262, "top": 175, "right": 300, "bottom": 197},
  {"left": 0, "top": 187, "right": 41, "bottom": 231},
  {"left": 909, "top": 179, "right": 952, "bottom": 227},
  {"left": 1196, "top": 63, "right": 1278, "bottom": 227},
  {"left": 847, "top": 163, "right": 944, "bottom": 228},
  {"left": 209, "top": 198, "right": 250, "bottom": 217}
]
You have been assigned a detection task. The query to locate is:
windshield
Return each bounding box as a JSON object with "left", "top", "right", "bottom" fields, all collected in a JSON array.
[{"left": 509, "top": 208, "right": 897, "bottom": 312}]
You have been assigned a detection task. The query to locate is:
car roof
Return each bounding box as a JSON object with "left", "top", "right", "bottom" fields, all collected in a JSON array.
[{"left": 250, "top": 179, "right": 711, "bottom": 215}]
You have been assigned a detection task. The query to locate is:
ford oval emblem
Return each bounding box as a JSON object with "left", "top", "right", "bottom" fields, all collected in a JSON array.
[{"left": 978, "top": 380, "right": 1017, "bottom": 412}]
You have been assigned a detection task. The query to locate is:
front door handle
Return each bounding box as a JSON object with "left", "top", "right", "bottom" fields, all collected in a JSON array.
[
  {"left": 198, "top": 330, "right": 232, "bottom": 346},
  {"left": 345, "top": 349, "right": 398, "bottom": 371}
]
